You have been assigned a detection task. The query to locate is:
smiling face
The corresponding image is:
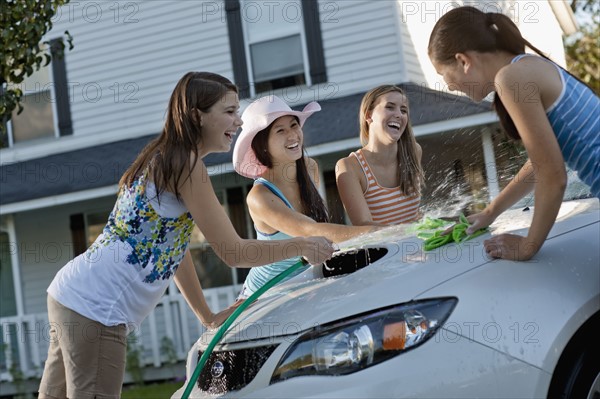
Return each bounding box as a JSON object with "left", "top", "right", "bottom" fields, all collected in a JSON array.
[
  {"left": 366, "top": 91, "right": 409, "bottom": 145},
  {"left": 266, "top": 115, "right": 304, "bottom": 164},
  {"left": 199, "top": 90, "right": 242, "bottom": 153}
]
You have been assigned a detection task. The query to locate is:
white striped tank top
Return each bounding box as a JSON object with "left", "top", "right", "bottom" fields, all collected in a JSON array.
[{"left": 351, "top": 149, "right": 420, "bottom": 225}]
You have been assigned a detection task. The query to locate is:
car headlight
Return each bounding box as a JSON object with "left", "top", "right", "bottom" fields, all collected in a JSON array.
[{"left": 271, "top": 297, "right": 457, "bottom": 383}]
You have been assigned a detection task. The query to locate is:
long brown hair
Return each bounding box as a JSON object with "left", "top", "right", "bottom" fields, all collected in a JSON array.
[
  {"left": 359, "top": 85, "right": 424, "bottom": 195},
  {"left": 428, "top": 6, "right": 554, "bottom": 140},
  {"left": 120, "top": 72, "right": 238, "bottom": 199},
  {"left": 251, "top": 117, "right": 329, "bottom": 223}
]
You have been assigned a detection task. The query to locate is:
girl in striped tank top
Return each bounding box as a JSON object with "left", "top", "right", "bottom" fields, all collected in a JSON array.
[
  {"left": 336, "top": 85, "right": 425, "bottom": 226},
  {"left": 428, "top": 6, "right": 599, "bottom": 261}
]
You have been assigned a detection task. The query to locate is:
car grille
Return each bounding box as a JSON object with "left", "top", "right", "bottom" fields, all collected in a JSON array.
[{"left": 197, "top": 344, "right": 278, "bottom": 394}]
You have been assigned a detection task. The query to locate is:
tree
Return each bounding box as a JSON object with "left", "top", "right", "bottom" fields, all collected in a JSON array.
[
  {"left": 565, "top": 0, "right": 600, "bottom": 94},
  {"left": 0, "top": 0, "right": 73, "bottom": 146}
]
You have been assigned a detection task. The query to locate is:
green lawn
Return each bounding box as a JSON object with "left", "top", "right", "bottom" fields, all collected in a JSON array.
[{"left": 121, "top": 381, "right": 184, "bottom": 399}]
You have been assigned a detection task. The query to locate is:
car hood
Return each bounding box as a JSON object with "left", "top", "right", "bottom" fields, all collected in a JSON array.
[{"left": 207, "top": 199, "right": 599, "bottom": 345}]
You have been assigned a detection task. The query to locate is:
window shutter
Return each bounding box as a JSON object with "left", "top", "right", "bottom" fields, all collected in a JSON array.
[
  {"left": 0, "top": 85, "right": 7, "bottom": 147},
  {"left": 225, "top": 0, "right": 250, "bottom": 98},
  {"left": 302, "top": 0, "right": 327, "bottom": 84},
  {"left": 50, "top": 38, "right": 73, "bottom": 136}
]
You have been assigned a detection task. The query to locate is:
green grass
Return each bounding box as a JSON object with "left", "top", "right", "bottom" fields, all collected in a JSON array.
[{"left": 121, "top": 381, "right": 184, "bottom": 399}]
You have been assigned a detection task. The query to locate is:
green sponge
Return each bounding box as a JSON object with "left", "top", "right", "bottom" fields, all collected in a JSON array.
[{"left": 416, "top": 214, "right": 488, "bottom": 251}]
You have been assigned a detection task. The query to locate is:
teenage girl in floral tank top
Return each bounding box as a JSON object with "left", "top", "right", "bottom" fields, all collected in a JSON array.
[{"left": 39, "top": 73, "right": 334, "bottom": 399}]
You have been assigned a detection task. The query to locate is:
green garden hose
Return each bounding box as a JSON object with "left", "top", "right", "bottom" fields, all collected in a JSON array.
[{"left": 181, "top": 258, "right": 308, "bottom": 399}]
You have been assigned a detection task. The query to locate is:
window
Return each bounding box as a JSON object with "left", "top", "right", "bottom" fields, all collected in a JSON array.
[
  {"left": 9, "top": 64, "right": 57, "bottom": 144},
  {"left": 249, "top": 34, "right": 306, "bottom": 93},
  {"left": 86, "top": 211, "right": 111, "bottom": 247},
  {"left": 5, "top": 38, "right": 72, "bottom": 147},
  {"left": 242, "top": 0, "right": 307, "bottom": 94},
  {"left": 226, "top": 0, "right": 327, "bottom": 98}
]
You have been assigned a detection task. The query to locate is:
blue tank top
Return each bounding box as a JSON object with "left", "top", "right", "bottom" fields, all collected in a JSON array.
[
  {"left": 512, "top": 55, "right": 600, "bottom": 197},
  {"left": 243, "top": 178, "right": 307, "bottom": 294}
]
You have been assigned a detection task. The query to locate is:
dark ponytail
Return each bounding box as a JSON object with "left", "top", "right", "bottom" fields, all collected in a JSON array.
[
  {"left": 487, "top": 12, "right": 556, "bottom": 139},
  {"left": 297, "top": 156, "right": 329, "bottom": 223}
]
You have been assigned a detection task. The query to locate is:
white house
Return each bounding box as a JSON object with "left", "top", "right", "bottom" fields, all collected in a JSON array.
[{"left": 0, "top": 0, "right": 577, "bottom": 389}]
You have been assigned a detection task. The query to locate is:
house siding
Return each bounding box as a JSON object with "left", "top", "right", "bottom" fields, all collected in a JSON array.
[
  {"left": 50, "top": 1, "right": 234, "bottom": 139},
  {"left": 320, "top": 0, "right": 407, "bottom": 96},
  {"left": 16, "top": 210, "right": 71, "bottom": 315},
  {"left": 395, "top": 1, "right": 427, "bottom": 85},
  {"left": 15, "top": 196, "right": 117, "bottom": 315}
]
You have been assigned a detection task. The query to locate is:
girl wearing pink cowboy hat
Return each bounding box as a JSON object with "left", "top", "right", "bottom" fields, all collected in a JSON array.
[{"left": 233, "top": 95, "right": 381, "bottom": 299}]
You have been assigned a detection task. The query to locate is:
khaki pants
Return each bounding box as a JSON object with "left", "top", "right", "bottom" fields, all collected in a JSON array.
[{"left": 38, "top": 296, "right": 127, "bottom": 399}]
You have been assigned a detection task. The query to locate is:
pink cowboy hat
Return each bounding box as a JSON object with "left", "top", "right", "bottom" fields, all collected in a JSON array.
[{"left": 233, "top": 95, "right": 321, "bottom": 179}]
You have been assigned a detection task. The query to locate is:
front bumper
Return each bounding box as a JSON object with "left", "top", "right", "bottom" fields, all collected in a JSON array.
[{"left": 172, "top": 327, "right": 550, "bottom": 398}]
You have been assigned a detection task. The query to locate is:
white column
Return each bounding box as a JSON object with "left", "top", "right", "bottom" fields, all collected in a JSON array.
[
  {"left": 481, "top": 127, "right": 500, "bottom": 201},
  {"left": 147, "top": 311, "right": 161, "bottom": 367},
  {"left": 2, "top": 215, "right": 25, "bottom": 317}
]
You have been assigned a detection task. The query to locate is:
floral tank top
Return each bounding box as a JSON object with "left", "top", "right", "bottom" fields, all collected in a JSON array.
[{"left": 48, "top": 173, "right": 194, "bottom": 331}]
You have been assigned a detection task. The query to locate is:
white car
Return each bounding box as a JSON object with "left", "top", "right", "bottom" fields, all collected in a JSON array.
[{"left": 173, "top": 197, "right": 599, "bottom": 399}]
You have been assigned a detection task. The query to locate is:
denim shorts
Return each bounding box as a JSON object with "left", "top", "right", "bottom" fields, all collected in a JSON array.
[{"left": 38, "top": 296, "right": 127, "bottom": 399}]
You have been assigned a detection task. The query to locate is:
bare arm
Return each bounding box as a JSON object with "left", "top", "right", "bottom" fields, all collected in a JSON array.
[
  {"left": 248, "top": 185, "right": 377, "bottom": 243},
  {"left": 468, "top": 159, "right": 536, "bottom": 232},
  {"left": 478, "top": 63, "right": 566, "bottom": 260},
  {"left": 307, "top": 157, "right": 320, "bottom": 186},
  {"left": 174, "top": 250, "right": 236, "bottom": 328},
  {"left": 179, "top": 158, "right": 334, "bottom": 267},
  {"left": 335, "top": 156, "right": 387, "bottom": 226}
]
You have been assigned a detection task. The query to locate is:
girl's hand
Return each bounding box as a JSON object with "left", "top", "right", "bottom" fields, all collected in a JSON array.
[
  {"left": 302, "top": 236, "right": 335, "bottom": 265},
  {"left": 465, "top": 209, "right": 496, "bottom": 235},
  {"left": 204, "top": 303, "right": 240, "bottom": 329},
  {"left": 484, "top": 234, "right": 537, "bottom": 261}
]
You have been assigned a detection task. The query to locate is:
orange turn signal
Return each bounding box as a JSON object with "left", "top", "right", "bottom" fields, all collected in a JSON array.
[{"left": 383, "top": 322, "right": 406, "bottom": 350}]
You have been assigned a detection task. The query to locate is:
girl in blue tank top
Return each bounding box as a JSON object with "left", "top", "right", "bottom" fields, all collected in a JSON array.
[{"left": 428, "top": 6, "right": 599, "bottom": 261}]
